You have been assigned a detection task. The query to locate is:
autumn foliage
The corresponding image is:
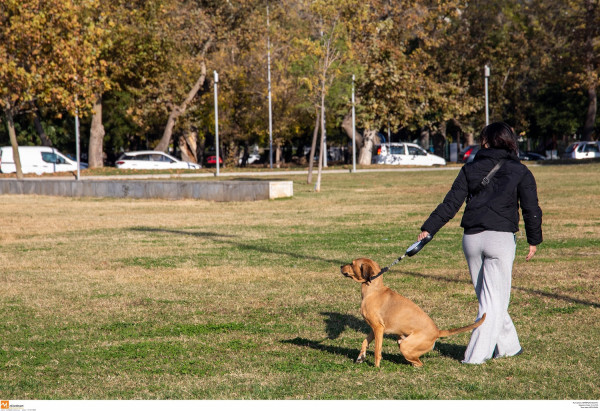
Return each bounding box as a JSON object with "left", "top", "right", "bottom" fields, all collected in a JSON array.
[{"left": 1, "top": 0, "right": 599, "bottom": 173}]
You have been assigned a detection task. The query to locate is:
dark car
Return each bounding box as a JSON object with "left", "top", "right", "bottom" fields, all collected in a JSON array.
[
  {"left": 65, "top": 154, "right": 89, "bottom": 169},
  {"left": 462, "top": 145, "right": 546, "bottom": 163},
  {"left": 518, "top": 151, "right": 547, "bottom": 161}
]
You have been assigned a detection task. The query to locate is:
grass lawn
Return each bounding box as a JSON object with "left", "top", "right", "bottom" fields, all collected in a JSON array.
[{"left": 1, "top": 163, "right": 598, "bottom": 400}]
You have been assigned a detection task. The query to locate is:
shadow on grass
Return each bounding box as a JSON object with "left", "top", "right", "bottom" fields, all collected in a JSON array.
[
  {"left": 305, "top": 311, "right": 467, "bottom": 363},
  {"left": 401, "top": 270, "right": 600, "bottom": 309},
  {"left": 281, "top": 337, "right": 410, "bottom": 366},
  {"left": 434, "top": 341, "right": 468, "bottom": 362},
  {"left": 129, "top": 226, "right": 347, "bottom": 266},
  {"left": 321, "top": 311, "right": 370, "bottom": 339}
]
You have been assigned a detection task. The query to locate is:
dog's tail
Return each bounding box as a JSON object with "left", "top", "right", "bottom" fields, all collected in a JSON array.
[{"left": 438, "top": 313, "right": 486, "bottom": 338}]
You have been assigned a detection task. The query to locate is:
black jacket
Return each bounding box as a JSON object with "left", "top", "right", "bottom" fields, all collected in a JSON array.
[{"left": 421, "top": 148, "right": 543, "bottom": 245}]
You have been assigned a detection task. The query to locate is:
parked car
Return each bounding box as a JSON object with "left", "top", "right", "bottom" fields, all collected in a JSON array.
[
  {"left": 460, "top": 145, "right": 480, "bottom": 163},
  {"left": 462, "top": 145, "right": 547, "bottom": 163},
  {"left": 518, "top": 151, "right": 547, "bottom": 161},
  {"left": 0, "top": 146, "right": 79, "bottom": 175},
  {"left": 563, "top": 141, "right": 600, "bottom": 160},
  {"left": 238, "top": 153, "right": 260, "bottom": 165},
  {"left": 205, "top": 155, "right": 223, "bottom": 166},
  {"left": 65, "top": 154, "right": 89, "bottom": 169},
  {"left": 115, "top": 151, "right": 200, "bottom": 170},
  {"left": 372, "top": 143, "right": 446, "bottom": 166}
]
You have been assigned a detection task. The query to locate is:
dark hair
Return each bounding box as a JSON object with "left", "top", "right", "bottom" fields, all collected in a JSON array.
[{"left": 479, "top": 122, "right": 518, "bottom": 154}]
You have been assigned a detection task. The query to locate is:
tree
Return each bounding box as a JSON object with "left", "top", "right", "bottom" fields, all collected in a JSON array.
[
  {"left": 540, "top": 0, "right": 600, "bottom": 140},
  {"left": 290, "top": 0, "right": 356, "bottom": 187},
  {"left": 152, "top": 1, "right": 214, "bottom": 153},
  {"left": 154, "top": 39, "right": 211, "bottom": 153},
  {"left": 90, "top": 0, "right": 180, "bottom": 166},
  {"left": 313, "top": 1, "right": 348, "bottom": 191},
  {"left": 441, "top": 0, "right": 545, "bottom": 140},
  {"left": 342, "top": 0, "right": 478, "bottom": 164},
  {"left": 206, "top": 0, "right": 272, "bottom": 166},
  {"left": 0, "top": 0, "right": 107, "bottom": 177}
]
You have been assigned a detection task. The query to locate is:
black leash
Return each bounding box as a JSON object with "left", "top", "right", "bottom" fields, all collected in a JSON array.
[
  {"left": 368, "top": 160, "right": 505, "bottom": 284},
  {"left": 367, "top": 255, "right": 405, "bottom": 283},
  {"left": 366, "top": 234, "right": 433, "bottom": 284}
]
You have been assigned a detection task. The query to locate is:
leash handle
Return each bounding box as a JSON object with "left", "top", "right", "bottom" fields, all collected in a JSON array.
[{"left": 406, "top": 234, "right": 432, "bottom": 257}]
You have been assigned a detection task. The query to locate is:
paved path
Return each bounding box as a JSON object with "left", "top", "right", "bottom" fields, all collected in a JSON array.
[
  {"left": 1, "top": 166, "right": 466, "bottom": 181},
  {"left": 79, "top": 166, "right": 463, "bottom": 180}
]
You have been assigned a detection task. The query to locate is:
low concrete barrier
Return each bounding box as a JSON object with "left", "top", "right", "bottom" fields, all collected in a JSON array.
[{"left": 0, "top": 179, "right": 293, "bottom": 201}]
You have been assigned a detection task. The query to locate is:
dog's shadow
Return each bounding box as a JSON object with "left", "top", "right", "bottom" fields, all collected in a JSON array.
[
  {"left": 282, "top": 311, "right": 466, "bottom": 365},
  {"left": 322, "top": 311, "right": 370, "bottom": 340}
]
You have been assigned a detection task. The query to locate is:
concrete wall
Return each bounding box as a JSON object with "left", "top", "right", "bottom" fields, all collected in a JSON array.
[{"left": 0, "top": 179, "right": 293, "bottom": 201}]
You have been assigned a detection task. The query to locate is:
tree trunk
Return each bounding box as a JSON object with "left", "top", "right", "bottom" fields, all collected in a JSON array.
[
  {"left": 420, "top": 127, "right": 430, "bottom": 151},
  {"left": 583, "top": 86, "right": 597, "bottom": 140},
  {"left": 307, "top": 107, "right": 320, "bottom": 184},
  {"left": 34, "top": 108, "right": 52, "bottom": 146},
  {"left": 225, "top": 140, "right": 237, "bottom": 168},
  {"left": 358, "top": 129, "right": 377, "bottom": 165},
  {"left": 341, "top": 111, "right": 363, "bottom": 148},
  {"left": 197, "top": 133, "right": 206, "bottom": 167},
  {"left": 439, "top": 121, "right": 447, "bottom": 140},
  {"left": 465, "top": 131, "right": 475, "bottom": 146},
  {"left": 88, "top": 94, "right": 105, "bottom": 168},
  {"left": 158, "top": 108, "right": 180, "bottom": 153},
  {"left": 275, "top": 141, "right": 282, "bottom": 168},
  {"left": 5, "top": 109, "right": 23, "bottom": 179},
  {"left": 315, "top": 84, "right": 327, "bottom": 192},
  {"left": 341, "top": 111, "right": 362, "bottom": 165},
  {"left": 178, "top": 128, "right": 198, "bottom": 163},
  {"left": 155, "top": 42, "right": 210, "bottom": 153},
  {"left": 239, "top": 141, "right": 249, "bottom": 167}
]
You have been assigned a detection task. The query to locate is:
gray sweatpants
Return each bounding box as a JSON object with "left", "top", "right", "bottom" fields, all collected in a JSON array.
[{"left": 462, "top": 231, "right": 522, "bottom": 364}]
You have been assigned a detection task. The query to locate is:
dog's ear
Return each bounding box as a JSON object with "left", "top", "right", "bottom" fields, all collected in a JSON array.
[{"left": 360, "top": 260, "right": 375, "bottom": 282}]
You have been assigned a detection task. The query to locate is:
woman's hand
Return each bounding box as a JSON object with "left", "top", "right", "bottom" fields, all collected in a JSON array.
[
  {"left": 526, "top": 245, "right": 537, "bottom": 261},
  {"left": 418, "top": 231, "right": 430, "bottom": 241}
]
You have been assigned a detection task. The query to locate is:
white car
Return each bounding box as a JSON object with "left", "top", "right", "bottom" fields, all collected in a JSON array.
[
  {"left": 238, "top": 153, "right": 260, "bottom": 165},
  {"left": 115, "top": 151, "right": 200, "bottom": 170},
  {"left": 372, "top": 143, "right": 446, "bottom": 166},
  {"left": 0, "top": 146, "right": 79, "bottom": 175},
  {"left": 563, "top": 141, "right": 600, "bottom": 160}
]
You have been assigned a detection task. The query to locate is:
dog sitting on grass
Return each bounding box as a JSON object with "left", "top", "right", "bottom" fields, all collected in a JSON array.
[{"left": 341, "top": 258, "right": 485, "bottom": 367}]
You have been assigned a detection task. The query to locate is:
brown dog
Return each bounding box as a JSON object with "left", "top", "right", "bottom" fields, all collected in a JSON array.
[{"left": 340, "top": 258, "right": 485, "bottom": 367}]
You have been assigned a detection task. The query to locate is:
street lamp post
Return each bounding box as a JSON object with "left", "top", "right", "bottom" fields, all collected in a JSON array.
[
  {"left": 75, "top": 101, "right": 81, "bottom": 181},
  {"left": 74, "top": 80, "right": 81, "bottom": 181},
  {"left": 267, "top": 1, "right": 273, "bottom": 169},
  {"left": 484, "top": 64, "right": 490, "bottom": 126},
  {"left": 214, "top": 70, "right": 220, "bottom": 177},
  {"left": 351, "top": 74, "right": 356, "bottom": 173}
]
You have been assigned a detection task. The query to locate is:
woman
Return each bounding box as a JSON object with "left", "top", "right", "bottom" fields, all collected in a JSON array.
[{"left": 418, "top": 122, "right": 542, "bottom": 364}]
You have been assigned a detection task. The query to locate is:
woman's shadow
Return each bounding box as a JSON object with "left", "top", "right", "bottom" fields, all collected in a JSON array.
[{"left": 282, "top": 311, "right": 467, "bottom": 364}]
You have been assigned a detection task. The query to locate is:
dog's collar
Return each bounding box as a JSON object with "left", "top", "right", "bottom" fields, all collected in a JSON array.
[
  {"left": 365, "top": 267, "right": 387, "bottom": 284},
  {"left": 366, "top": 254, "right": 405, "bottom": 284}
]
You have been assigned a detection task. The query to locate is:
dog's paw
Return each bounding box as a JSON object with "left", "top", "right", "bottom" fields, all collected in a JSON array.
[{"left": 356, "top": 353, "right": 366, "bottom": 364}]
